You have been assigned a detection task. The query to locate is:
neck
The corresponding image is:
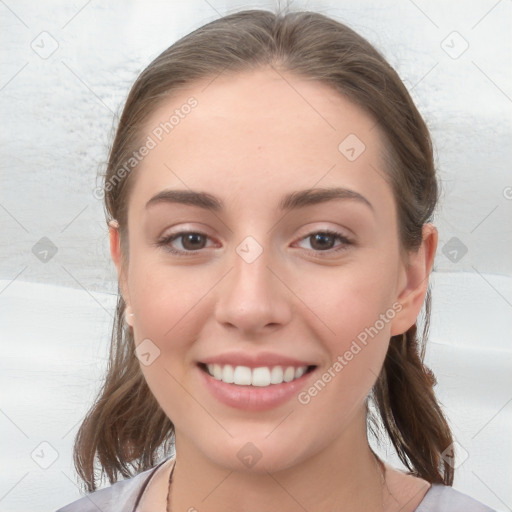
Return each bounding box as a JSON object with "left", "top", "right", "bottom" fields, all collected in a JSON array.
[{"left": 169, "top": 412, "right": 385, "bottom": 512}]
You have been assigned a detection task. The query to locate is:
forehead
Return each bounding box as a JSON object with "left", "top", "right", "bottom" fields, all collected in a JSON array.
[{"left": 132, "top": 67, "right": 394, "bottom": 217}]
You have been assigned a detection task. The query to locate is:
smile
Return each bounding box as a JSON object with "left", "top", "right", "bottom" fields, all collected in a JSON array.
[
  {"left": 203, "top": 363, "right": 314, "bottom": 387},
  {"left": 197, "top": 353, "right": 318, "bottom": 410}
]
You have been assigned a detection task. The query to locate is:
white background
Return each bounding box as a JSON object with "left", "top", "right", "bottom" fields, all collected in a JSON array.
[{"left": 1, "top": 0, "right": 511, "bottom": 511}]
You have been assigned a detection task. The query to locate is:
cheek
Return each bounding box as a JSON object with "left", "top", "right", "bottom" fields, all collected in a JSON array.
[
  {"left": 294, "top": 265, "right": 395, "bottom": 405},
  {"left": 298, "top": 262, "right": 397, "bottom": 346},
  {"left": 129, "top": 260, "right": 209, "bottom": 344}
]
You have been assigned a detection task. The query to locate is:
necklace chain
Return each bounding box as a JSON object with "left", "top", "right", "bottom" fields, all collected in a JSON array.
[{"left": 165, "top": 460, "right": 176, "bottom": 512}]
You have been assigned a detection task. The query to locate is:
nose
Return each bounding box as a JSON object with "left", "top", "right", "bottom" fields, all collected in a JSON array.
[{"left": 213, "top": 244, "right": 293, "bottom": 336}]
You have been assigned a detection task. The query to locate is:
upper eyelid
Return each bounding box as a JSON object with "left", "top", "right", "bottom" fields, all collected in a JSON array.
[{"left": 159, "top": 220, "right": 354, "bottom": 238}]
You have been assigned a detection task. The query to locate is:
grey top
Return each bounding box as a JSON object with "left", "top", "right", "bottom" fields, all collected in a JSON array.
[{"left": 57, "top": 462, "right": 496, "bottom": 512}]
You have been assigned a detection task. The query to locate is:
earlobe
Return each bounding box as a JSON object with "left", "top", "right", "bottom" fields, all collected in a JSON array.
[
  {"left": 390, "top": 224, "right": 438, "bottom": 335},
  {"left": 124, "top": 305, "right": 135, "bottom": 327}
]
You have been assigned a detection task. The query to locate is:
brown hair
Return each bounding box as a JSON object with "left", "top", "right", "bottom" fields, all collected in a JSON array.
[{"left": 74, "top": 9, "right": 454, "bottom": 491}]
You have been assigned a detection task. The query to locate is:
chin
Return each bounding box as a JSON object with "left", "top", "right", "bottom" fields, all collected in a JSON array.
[{"left": 185, "top": 427, "right": 313, "bottom": 475}]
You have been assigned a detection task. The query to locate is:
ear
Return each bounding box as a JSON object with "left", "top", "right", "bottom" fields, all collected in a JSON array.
[
  {"left": 390, "top": 224, "right": 438, "bottom": 336},
  {"left": 109, "top": 220, "right": 132, "bottom": 317}
]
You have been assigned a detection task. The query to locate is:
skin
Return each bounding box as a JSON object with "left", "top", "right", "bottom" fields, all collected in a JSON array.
[{"left": 110, "top": 67, "right": 436, "bottom": 511}]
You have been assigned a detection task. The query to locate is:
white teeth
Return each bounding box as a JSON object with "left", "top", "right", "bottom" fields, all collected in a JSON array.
[
  {"left": 295, "top": 367, "right": 305, "bottom": 379},
  {"left": 222, "top": 364, "right": 234, "bottom": 383},
  {"left": 283, "top": 366, "right": 295, "bottom": 382},
  {"left": 252, "top": 367, "right": 271, "bottom": 387},
  {"left": 270, "top": 366, "right": 284, "bottom": 384},
  {"left": 205, "top": 364, "right": 310, "bottom": 386},
  {"left": 233, "top": 366, "right": 252, "bottom": 385},
  {"left": 212, "top": 364, "right": 222, "bottom": 380}
]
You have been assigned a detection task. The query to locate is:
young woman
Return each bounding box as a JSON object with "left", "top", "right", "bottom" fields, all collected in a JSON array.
[{"left": 58, "top": 9, "right": 496, "bottom": 512}]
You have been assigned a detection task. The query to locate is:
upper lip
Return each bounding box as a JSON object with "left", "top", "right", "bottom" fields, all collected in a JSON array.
[{"left": 200, "top": 351, "right": 317, "bottom": 368}]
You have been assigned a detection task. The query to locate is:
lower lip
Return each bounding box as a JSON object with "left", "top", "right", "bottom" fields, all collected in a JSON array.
[{"left": 198, "top": 366, "right": 314, "bottom": 411}]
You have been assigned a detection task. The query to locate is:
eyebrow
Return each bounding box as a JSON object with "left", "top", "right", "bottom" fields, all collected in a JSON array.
[{"left": 145, "top": 187, "right": 374, "bottom": 212}]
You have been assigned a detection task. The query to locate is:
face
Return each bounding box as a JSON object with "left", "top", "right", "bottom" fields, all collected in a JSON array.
[{"left": 114, "top": 67, "right": 421, "bottom": 473}]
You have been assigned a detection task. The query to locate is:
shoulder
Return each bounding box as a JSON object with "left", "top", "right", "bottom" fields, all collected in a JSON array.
[
  {"left": 55, "top": 467, "right": 155, "bottom": 512},
  {"left": 415, "top": 483, "right": 497, "bottom": 512}
]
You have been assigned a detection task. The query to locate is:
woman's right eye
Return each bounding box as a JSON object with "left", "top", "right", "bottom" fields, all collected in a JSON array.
[{"left": 156, "top": 231, "right": 214, "bottom": 255}]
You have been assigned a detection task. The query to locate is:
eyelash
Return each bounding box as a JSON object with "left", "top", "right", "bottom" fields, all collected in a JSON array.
[{"left": 156, "top": 229, "right": 354, "bottom": 257}]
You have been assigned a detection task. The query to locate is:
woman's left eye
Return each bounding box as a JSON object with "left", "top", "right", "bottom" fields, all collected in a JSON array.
[{"left": 295, "top": 230, "right": 353, "bottom": 254}]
